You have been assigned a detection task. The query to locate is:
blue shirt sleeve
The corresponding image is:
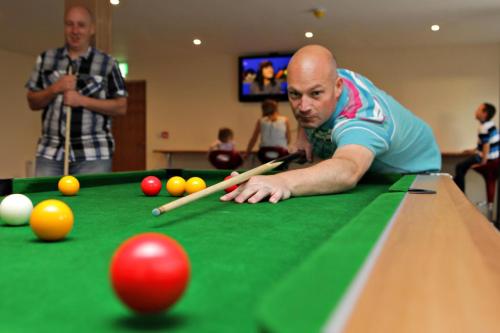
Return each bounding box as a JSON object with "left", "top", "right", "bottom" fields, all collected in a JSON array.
[{"left": 332, "top": 119, "right": 390, "bottom": 156}]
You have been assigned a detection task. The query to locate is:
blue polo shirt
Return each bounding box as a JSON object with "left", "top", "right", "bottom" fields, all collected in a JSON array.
[{"left": 305, "top": 69, "right": 441, "bottom": 173}]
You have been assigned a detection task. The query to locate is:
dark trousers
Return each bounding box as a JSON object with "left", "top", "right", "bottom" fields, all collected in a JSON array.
[{"left": 454, "top": 154, "right": 481, "bottom": 192}]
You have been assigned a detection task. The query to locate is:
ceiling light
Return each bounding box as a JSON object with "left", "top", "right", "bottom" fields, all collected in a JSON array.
[
  {"left": 110, "top": 0, "right": 120, "bottom": 5},
  {"left": 193, "top": 39, "right": 202, "bottom": 46},
  {"left": 305, "top": 32, "right": 314, "bottom": 38},
  {"left": 431, "top": 25, "right": 440, "bottom": 32}
]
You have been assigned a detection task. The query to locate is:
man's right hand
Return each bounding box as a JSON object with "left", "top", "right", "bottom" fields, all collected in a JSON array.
[{"left": 51, "top": 75, "right": 77, "bottom": 94}]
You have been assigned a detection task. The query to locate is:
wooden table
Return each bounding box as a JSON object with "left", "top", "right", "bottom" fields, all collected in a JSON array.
[{"left": 337, "top": 175, "right": 500, "bottom": 332}]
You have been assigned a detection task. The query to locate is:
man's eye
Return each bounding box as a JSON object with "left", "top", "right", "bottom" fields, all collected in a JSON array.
[
  {"left": 311, "top": 91, "right": 323, "bottom": 98},
  {"left": 288, "top": 91, "right": 300, "bottom": 99}
]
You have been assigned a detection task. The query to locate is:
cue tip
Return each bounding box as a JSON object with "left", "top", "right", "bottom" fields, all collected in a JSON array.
[{"left": 152, "top": 208, "right": 161, "bottom": 216}]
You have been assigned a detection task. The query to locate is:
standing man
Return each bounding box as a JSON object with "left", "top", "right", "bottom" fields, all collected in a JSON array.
[
  {"left": 222, "top": 44, "right": 441, "bottom": 204},
  {"left": 26, "top": 5, "right": 127, "bottom": 176}
]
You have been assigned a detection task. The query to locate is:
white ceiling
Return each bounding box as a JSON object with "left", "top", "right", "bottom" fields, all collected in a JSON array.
[{"left": 1, "top": 0, "right": 500, "bottom": 60}]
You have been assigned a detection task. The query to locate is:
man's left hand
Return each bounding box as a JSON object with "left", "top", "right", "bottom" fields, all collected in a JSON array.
[
  {"left": 220, "top": 174, "right": 291, "bottom": 204},
  {"left": 63, "top": 91, "right": 83, "bottom": 107}
]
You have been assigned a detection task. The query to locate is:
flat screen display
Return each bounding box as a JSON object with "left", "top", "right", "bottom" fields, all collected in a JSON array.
[{"left": 238, "top": 53, "right": 293, "bottom": 102}]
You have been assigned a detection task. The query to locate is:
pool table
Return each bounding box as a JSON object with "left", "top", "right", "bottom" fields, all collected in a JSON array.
[{"left": 1, "top": 169, "right": 499, "bottom": 333}]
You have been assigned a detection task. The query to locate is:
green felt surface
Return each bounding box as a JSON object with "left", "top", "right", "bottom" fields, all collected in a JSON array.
[
  {"left": 0, "top": 170, "right": 406, "bottom": 333},
  {"left": 257, "top": 192, "right": 406, "bottom": 333},
  {"left": 388, "top": 174, "right": 416, "bottom": 192}
]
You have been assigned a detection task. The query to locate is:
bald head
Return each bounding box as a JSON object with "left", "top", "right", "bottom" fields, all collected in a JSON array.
[
  {"left": 286, "top": 45, "right": 343, "bottom": 129},
  {"left": 288, "top": 45, "right": 338, "bottom": 82},
  {"left": 65, "top": 5, "right": 94, "bottom": 23},
  {"left": 64, "top": 5, "right": 95, "bottom": 54}
]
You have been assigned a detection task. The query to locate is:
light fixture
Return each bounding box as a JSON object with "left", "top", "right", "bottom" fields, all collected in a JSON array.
[
  {"left": 110, "top": 0, "right": 120, "bottom": 5},
  {"left": 431, "top": 24, "right": 440, "bottom": 32},
  {"left": 193, "top": 39, "right": 202, "bottom": 46},
  {"left": 305, "top": 32, "right": 314, "bottom": 38}
]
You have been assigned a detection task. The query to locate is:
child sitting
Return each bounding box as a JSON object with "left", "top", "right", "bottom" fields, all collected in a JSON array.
[
  {"left": 454, "top": 102, "right": 499, "bottom": 192},
  {"left": 209, "top": 127, "right": 236, "bottom": 152}
]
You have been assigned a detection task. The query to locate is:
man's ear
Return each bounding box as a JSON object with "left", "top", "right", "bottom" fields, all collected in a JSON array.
[{"left": 335, "top": 77, "right": 343, "bottom": 100}]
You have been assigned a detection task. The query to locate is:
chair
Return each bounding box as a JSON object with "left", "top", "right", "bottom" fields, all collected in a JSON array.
[
  {"left": 208, "top": 150, "right": 243, "bottom": 170},
  {"left": 472, "top": 158, "right": 500, "bottom": 221},
  {"left": 257, "top": 147, "right": 289, "bottom": 164}
]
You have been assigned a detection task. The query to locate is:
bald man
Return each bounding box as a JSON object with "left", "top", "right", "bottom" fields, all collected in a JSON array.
[
  {"left": 26, "top": 5, "right": 127, "bottom": 176},
  {"left": 222, "top": 45, "right": 440, "bottom": 204}
]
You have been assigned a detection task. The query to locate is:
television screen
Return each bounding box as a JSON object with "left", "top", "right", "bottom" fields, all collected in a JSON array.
[{"left": 238, "top": 53, "right": 293, "bottom": 102}]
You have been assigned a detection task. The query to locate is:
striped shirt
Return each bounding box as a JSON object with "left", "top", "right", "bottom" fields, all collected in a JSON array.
[
  {"left": 477, "top": 120, "right": 499, "bottom": 160},
  {"left": 26, "top": 46, "right": 127, "bottom": 162},
  {"left": 304, "top": 69, "right": 441, "bottom": 173}
]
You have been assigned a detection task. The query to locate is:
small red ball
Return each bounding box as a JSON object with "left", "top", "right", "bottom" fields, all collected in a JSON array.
[
  {"left": 224, "top": 175, "right": 238, "bottom": 193},
  {"left": 141, "top": 176, "right": 162, "bottom": 196},
  {"left": 110, "top": 233, "right": 190, "bottom": 314}
]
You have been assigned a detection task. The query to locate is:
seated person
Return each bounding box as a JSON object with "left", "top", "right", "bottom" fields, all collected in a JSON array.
[
  {"left": 245, "top": 99, "right": 291, "bottom": 163},
  {"left": 454, "top": 103, "right": 499, "bottom": 192},
  {"left": 221, "top": 45, "right": 441, "bottom": 204},
  {"left": 209, "top": 128, "right": 242, "bottom": 169},
  {"left": 209, "top": 128, "right": 236, "bottom": 152}
]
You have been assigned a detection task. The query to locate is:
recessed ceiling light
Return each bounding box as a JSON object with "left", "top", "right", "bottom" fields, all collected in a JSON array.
[
  {"left": 305, "top": 32, "right": 314, "bottom": 38},
  {"left": 110, "top": 0, "right": 120, "bottom": 5},
  {"left": 193, "top": 39, "right": 202, "bottom": 46},
  {"left": 431, "top": 25, "right": 440, "bottom": 32}
]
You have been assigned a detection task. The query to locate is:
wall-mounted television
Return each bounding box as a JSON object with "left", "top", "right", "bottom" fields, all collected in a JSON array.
[{"left": 238, "top": 53, "right": 293, "bottom": 102}]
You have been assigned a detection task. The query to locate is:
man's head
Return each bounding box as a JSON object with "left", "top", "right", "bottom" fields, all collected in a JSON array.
[
  {"left": 287, "top": 45, "right": 343, "bottom": 128},
  {"left": 64, "top": 5, "right": 95, "bottom": 53},
  {"left": 475, "top": 103, "right": 496, "bottom": 122}
]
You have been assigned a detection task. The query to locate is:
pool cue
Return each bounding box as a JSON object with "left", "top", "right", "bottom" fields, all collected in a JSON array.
[
  {"left": 152, "top": 150, "right": 306, "bottom": 216},
  {"left": 63, "top": 65, "right": 74, "bottom": 176}
]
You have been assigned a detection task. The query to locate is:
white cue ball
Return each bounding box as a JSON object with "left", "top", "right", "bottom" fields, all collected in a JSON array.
[{"left": 0, "top": 194, "right": 33, "bottom": 226}]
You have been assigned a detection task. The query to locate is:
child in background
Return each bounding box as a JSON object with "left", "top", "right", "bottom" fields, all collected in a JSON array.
[
  {"left": 209, "top": 128, "right": 236, "bottom": 152},
  {"left": 245, "top": 99, "right": 291, "bottom": 161},
  {"left": 454, "top": 103, "right": 499, "bottom": 192}
]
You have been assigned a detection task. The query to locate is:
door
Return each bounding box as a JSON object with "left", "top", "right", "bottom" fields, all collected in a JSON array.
[{"left": 112, "top": 80, "right": 146, "bottom": 171}]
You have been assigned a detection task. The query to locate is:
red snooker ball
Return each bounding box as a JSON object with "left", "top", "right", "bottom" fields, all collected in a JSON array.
[
  {"left": 110, "top": 233, "right": 190, "bottom": 314},
  {"left": 141, "top": 176, "right": 162, "bottom": 196},
  {"left": 224, "top": 175, "right": 238, "bottom": 193}
]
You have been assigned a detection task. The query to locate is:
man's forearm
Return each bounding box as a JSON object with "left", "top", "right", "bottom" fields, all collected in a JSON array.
[
  {"left": 27, "top": 88, "right": 57, "bottom": 110},
  {"left": 278, "top": 157, "right": 360, "bottom": 196},
  {"left": 280, "top": 144, "right": 374, "bottom": 196},
  {"left": 79, "top": 96, "right": 127, "bottom": 116}
]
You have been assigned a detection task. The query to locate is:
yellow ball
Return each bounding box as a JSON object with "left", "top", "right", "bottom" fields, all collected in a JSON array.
[
  {"left": 185, "top": 177, "right": 206, "bottom": 194},
  {"left": 166, "top": 176, "right": 186, "bottom": 196},
  {"left": 58, "top": 176, "right": 80, "bottom": 196},
  {"left": 30, "top": 199, "right": 74, "bottom": 241}
]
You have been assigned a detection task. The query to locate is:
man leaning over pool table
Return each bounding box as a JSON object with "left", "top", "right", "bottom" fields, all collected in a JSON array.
[{"left": 221, "top": 44, "right": 441, "bottom": 204}]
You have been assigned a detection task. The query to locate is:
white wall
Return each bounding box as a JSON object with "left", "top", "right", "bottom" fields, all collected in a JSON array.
[
  {"left": 0, "top": 49, "right": 40, "bottom": 178},
  {"left": 1, "top": 43, "right": 499, "bottom": 177}
]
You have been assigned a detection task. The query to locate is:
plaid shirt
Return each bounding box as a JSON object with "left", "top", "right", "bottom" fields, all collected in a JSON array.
[{"left": 26, "top": 46, "right": 127, "bottom": 162}]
